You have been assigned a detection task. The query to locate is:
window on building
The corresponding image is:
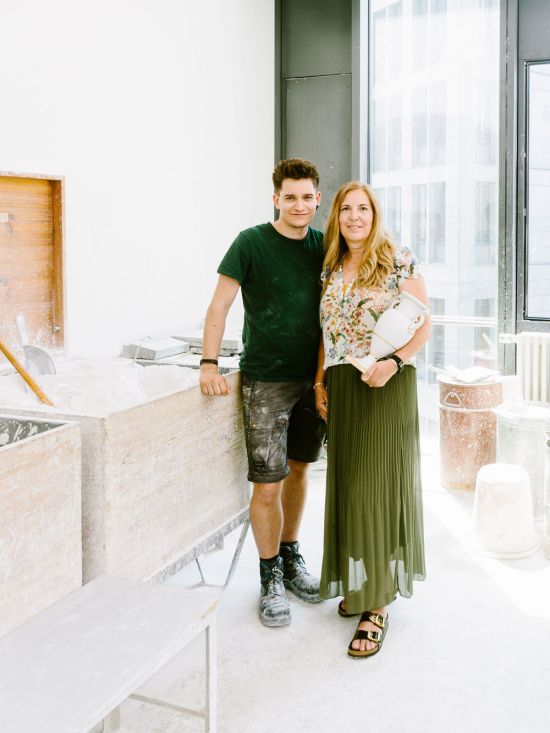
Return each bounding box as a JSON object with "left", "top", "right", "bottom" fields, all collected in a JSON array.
[
  {"left": 412, "top": 88, "right": 428, "bottom": 167},
  {"left": 411, "top": 185, "right": 427, "bottom": 261},
  {"left": 386, "top": 187, "right": 402, "bottom": 242},
  {"left": 373, "top": 3, "right": 403, "bottom": 83},
  {"left": 475, "top": 181, "right": 497, "bottom": 265},
  {"left": 416, "top": 298, "right": 446, "bottom": 384},
  {"left": 429, "top": 83, "right": 446, "bottom": 165},
  {"left": 413, "top": 0, "right": 427, "bottom": 14},
  {"left": 373, "top": 99, "right": 386, "bottom": 173},
  {"left": 388, "top": 95, "right": 402, "bottom": 170},
  {"left": 429, "top": 297, "right": 446, "bottom": 383},
  {"left": 373, "top": 10, "right": 387, "bottom": 84},
  {"left": 429, "top": 183, "right": 446, "bottom": 263},
  {"left": 374, "top": 187, "right": 386, "bottom": 212},
  {"left": 475, "top": 81, "right": 497, "bottom": 165}
]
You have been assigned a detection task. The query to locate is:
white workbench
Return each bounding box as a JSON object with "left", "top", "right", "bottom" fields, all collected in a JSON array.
[{"left": 0, "top": 575, "right": 219, "bottom": 732}]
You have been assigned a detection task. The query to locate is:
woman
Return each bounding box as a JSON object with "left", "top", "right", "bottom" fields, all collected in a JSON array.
[{"left": 313, "top": 181, "right": 431, "bottom": 659}]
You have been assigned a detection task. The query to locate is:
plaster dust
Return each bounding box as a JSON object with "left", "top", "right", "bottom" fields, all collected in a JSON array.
[{"left": 0, "top": 358, "right": 199, "bottom": 416}]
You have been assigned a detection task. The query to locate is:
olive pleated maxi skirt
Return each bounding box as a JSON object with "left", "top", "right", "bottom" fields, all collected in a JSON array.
[{"left": 320, "top": 364, "right": 426, "bottom": 613}]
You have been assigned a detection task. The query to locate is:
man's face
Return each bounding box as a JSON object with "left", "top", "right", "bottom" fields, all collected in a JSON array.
[{"left": 273, "top": 178, "right": 321, "bottom": 230}]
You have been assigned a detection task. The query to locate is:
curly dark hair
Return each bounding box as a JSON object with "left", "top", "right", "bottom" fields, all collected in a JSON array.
[{"left": 272, "top": 158, "right": 320, "bottom": 192}]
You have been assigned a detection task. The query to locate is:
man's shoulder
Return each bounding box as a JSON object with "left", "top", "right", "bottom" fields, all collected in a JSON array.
[
  {"left": 237, "top": 223, "right": 272, "bottom": 242},
  {"left": 309, "top": 226, "right": 324, "bottom": 244},
  {"left": 306, "top": 226, "right": 325, "bottom": 256}
]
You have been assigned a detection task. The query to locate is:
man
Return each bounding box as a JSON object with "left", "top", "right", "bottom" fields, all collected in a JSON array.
[{"left": 199, "top": 158, "right": 326, "bottom": 627}]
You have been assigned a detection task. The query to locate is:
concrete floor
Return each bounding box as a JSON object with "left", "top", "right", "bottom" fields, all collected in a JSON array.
[{"left": 117, "top": 451, "right": 550, "bottom": 733}]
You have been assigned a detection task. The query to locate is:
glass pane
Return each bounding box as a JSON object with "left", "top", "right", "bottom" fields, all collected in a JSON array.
[
  {"left": 429, "top": 182, "right": 446, "bottom": 263},
  {"left": 526, "top": 62, "right": 550, "bottom": 319},
  {"left": 411, "top": 184, "right": 427, "bottom": 261},
  {"left": 369, "top": 0, "right": 500, "bottom": 439},
  {"left": 386, "top": 186, "right": 402, "bottom": 242},
  {"left": 411, "top": 87, "right": 428, "bottom": 167}
]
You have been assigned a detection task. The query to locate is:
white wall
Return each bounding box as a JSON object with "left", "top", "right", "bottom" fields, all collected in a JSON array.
[{"left": 0, "top": 0, "right": 274, "bottom": 355}]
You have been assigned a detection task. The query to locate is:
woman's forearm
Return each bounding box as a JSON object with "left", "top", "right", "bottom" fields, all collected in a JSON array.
[{"left": 314, "top": 338, "right": 326, "bottom": 385}]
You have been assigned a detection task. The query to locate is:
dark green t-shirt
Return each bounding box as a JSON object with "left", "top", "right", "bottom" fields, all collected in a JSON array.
[{"left": 218, "top": 223, "right": 324, "bottom": 381}]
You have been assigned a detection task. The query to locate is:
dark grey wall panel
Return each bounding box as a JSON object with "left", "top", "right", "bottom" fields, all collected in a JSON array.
[
  {"left": 518, "top": 0, "right": 550, "bottom": 59},
  {"left": 285, "top": 74, "right": 352, "bottom": 226},
  {"left": 281, "top": 0, "right": 352, "bottom": 78}
]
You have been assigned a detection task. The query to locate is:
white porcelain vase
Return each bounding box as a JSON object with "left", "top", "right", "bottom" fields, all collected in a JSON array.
[{"left": 347, "top": 291, "right": 427, "bottom": 372}]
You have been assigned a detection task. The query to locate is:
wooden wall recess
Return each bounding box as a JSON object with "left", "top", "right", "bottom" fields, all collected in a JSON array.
[{"left": 0, "top": 173, "right": 64, "bottom": 363}]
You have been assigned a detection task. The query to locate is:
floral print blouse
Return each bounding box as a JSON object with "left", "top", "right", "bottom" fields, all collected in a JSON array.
[{"left": 320, "top": 246, "right": 420, "bottom": 369}]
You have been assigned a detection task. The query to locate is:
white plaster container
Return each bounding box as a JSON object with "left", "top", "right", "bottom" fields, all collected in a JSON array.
[
  {"left": 472, "top": 463, "right": 539, "bottom": 559},
  {"left": 0, "top": 415, "right": 82, "bottom": 636},
  {"left": 0, "top": 372, "right": 249, "bottom": 582},
  {"left": 496, "top": 402, "right": 550, "bottom": 519}
]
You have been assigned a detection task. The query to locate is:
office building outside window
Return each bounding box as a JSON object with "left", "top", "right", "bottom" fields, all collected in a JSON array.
[{"left": 369, "top": 0, "right": 500, "bottom": 436}]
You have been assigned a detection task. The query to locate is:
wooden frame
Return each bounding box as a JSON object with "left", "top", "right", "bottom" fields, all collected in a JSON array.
[{"left": 0, "top": 171, "right": 65, "bottom": 351}]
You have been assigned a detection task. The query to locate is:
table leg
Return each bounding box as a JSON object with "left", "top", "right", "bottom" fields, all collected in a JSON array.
[
  {"left": 223, "top": 518, "right": 250, "bottom": 588},
  {"left": 205, "top": 621, "right": 217, "bottom": 732},
  {"left": 103, "top": 706, "right": 121, "bottom": 732}
]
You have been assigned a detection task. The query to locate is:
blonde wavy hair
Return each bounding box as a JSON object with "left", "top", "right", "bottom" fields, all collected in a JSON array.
[{"left": 322, "top": 181, "right": 396, "bottom": 293}]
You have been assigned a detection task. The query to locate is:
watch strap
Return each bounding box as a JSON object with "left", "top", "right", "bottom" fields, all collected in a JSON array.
[{"left": 378, "top": 354, "right": 404, "bottom": 373}]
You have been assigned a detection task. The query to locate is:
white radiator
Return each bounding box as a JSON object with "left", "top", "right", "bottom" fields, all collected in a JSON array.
[{"left": 501, "top": 332, "right": 550, "bottom": 403}]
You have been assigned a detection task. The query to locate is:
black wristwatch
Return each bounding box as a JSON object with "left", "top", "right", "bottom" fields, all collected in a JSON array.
[{"left": 378, "top": 354, "right": 404, "bottom": 373}]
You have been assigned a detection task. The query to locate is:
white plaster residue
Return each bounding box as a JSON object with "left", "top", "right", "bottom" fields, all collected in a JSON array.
[{"left": 0, "top": 359, "right": 199, "bottom": 416}]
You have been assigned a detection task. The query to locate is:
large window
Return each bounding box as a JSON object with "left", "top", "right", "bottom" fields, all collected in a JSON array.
[
  {"left": 526, "top": 62, "right": 550, "bottom": 319},
  {"left": 369, "top": 0, "right": 500, "bottom": 435}
]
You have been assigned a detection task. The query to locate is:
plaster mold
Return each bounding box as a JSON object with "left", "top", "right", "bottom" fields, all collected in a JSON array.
[
  {"left": 0, "top": 416, "right": 82, "bottom": 636},
  {"left": 0, "top": 371, "right": 248, "bottom": 583}
]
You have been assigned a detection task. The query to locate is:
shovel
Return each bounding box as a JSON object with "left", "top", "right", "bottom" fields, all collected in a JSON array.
[
  {"left": 15, "top": 315, "right": 56, "bottom": 378},
  {"left": 0, "top": 337, "right": 55, "bottom": 406}
]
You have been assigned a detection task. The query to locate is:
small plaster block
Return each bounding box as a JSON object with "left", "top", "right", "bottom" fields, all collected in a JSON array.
[
  {"left": 122, "top": 338, "right": 189, "bottom": 360},
  {"left": 173, "top": 328, "right": 242, "bottom": 355}
]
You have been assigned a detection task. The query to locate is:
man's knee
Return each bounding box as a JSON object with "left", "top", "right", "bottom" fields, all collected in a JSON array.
[
  {"left": 287, "top": 459, "right": 309, "bottom": 478},
  {"left": 252, "top": 482, "right": 282, "bottom": 507}
]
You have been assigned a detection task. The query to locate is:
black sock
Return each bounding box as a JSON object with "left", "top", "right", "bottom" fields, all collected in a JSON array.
[
  {"left": 279, "top": 541, "right": 298, "bottom": 551},
  {"left": 259, "top": 554, "right": 280, "bottom": 565}
]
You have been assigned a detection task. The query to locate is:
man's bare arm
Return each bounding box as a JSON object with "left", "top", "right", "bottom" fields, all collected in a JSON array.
[{"left": 199, "top": 275, "right": 241, "bottom": 396}]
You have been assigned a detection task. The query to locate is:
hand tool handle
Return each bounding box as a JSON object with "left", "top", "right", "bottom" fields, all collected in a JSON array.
[{"left": 0, "top": 338, "right": 55, "bottom": 407}]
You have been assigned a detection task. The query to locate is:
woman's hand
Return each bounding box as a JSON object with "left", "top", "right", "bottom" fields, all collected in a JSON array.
[
  {"left": 314, "top": 383, "right": 328, "bottom": 421},
  {"left": 361, "top": 359, "right": 398, "bottom": 388}
]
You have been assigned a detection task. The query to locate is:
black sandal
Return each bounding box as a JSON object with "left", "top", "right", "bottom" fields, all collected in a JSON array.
[
  {"left": 347, "top": 610, "right": 388, "bottom": 659},
  {"left": 338, "top": 599, "right": 361, "bottom": 618}
]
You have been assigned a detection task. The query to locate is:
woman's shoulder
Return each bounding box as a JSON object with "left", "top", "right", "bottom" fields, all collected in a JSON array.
[
  {"left": 393, "top": 245, "right": 418, "bottom": 265},
  {"left": 321, "top": 262, "right": 341, "bottom": 284},
  {"left": 392, "top": 245, "right": 421, "bottom": 280}
]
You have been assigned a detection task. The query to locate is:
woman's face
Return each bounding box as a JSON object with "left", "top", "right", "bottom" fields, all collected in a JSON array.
[{"left": 338, "top": 188, "right": 374, "bottom": 249}]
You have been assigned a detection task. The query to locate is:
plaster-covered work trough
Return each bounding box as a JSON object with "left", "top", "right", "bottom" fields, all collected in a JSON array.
[
  {"left": 0, "top": 362, "right": 248, "bottom": 583},
  {"left": 0, "top": 415, "right": 81, "bottom": 636}
]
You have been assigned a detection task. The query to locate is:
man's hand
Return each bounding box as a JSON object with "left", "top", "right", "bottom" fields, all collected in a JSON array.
[
  {"left": 361, "top": 359, "right": 398, "bottom": 388},
  {"left": 314, "top": 384, "right": 328, "bottom": 421},
  {"left": 199, "top": 365, "right": 231, "bottom": 396}
]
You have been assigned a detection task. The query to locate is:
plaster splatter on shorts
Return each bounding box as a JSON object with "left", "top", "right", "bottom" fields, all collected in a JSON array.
[{"left": 241, "top": 376, "right": 325, "bottom": 482}]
